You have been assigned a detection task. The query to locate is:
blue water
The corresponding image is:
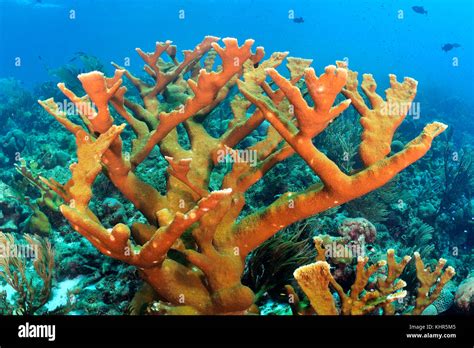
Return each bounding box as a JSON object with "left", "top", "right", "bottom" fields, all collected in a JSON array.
[{"left": 1, "top": 0, "right": 473, "bottom": 104}]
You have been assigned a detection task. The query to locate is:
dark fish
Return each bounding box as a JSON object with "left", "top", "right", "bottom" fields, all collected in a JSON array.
[
  {"left": 68, "top": 51, "right": 87, "bottom": 62},
  {"left": 412, "top": 6, "right": 428, "bottom": 15},
  {"left": 293, "top": 17, "right": 304, "bottom": 23},
  {"left": 442, "top": 43, "right": 461, "bottom": 52}
]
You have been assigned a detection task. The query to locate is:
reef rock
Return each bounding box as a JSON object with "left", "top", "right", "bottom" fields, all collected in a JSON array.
[{"left": 455, "top": 275, "right": 474, "bottom": 313}]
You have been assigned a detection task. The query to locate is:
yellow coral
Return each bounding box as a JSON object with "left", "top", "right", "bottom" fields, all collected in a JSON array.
[{"left": 293, "top": 248, "right": 455, "bottom": 315}]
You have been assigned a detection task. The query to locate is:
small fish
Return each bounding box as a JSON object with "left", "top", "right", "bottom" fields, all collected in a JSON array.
[
  {"left": 442, "top": 43, "right": 461, "bottom": 52},
  {"left": 68, "top": 51, "right": 87, "bottom": 62},
  {"left": 412, "top": 6, "right": 428, "bottom": 15},
  {"left": 293, "top": 17, "right": 304, "bottom": 24}
]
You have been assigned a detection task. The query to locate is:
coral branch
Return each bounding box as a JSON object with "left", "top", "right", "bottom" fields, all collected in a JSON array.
[
  {"left": 294, "top": 250, "right": 408, "bottom": 315},
  {"left": 235, "top": 63, "right": 447, "bottom": 255},
  {"left": 377, "top": 249, "right": 411, "bottom": 314},
  {"left": 165, "top": 156, "right": 207, "bottom": 199},
  {"left": 60, "top": 189, "right": 232, "bottom": 268},
  {"left": 293, "top": 261, "right": 339, "bottom": 315},
  {"left": 77, "top": 70, "right": 125, "bottom": 133},
  {"left": 131, "top": 38, "right": 255, "bottom": 165},
  {"left": 336, "top": 61, "right": 419, "bottom": 166},
  {"left": 294, "top": 247, "right": 455, "bottom": 316},
  {"left": 413, "top": 252, "right": 456, "bottom": 315}
]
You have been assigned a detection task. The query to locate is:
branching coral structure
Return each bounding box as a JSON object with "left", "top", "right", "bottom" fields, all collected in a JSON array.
[
  {"left": 37, "top": 36, "right": 447, "bottom": 314},
  {"left": 293, "top": 239, "right": 455, "bottom": 315}
]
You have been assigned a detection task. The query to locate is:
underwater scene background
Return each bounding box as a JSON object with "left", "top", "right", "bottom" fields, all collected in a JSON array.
[{"left": 0, "top": 0, "right": 472, "bottom": 316}]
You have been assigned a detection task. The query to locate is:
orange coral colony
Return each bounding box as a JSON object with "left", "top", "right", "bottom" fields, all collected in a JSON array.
[
  {"left": 293, "top": 242, "right": 455, "bottom": 315},
  {"left": 38, "top": 36, "right": 447, "bottom": 314}
]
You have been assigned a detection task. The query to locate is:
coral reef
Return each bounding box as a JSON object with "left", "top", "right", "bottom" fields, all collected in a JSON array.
[
  {"left": 0, "top": 180, "right": 28, "bottom": 233},
  {"left": 293, "top": 239, "right": 455, "bottom": 315},
  {"left": 337, "top": 217, "right": 377, "bottom": 243},
  {"left": 34, "top": 36, "right": 447, "bottom": 315},
  {"left": 454, "top": 274, "right": 474, "bottom": 313}
]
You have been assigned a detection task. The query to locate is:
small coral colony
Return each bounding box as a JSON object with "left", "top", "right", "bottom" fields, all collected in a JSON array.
[{"left": 0, "top": 36, "right": 472, "bottom": 315}]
